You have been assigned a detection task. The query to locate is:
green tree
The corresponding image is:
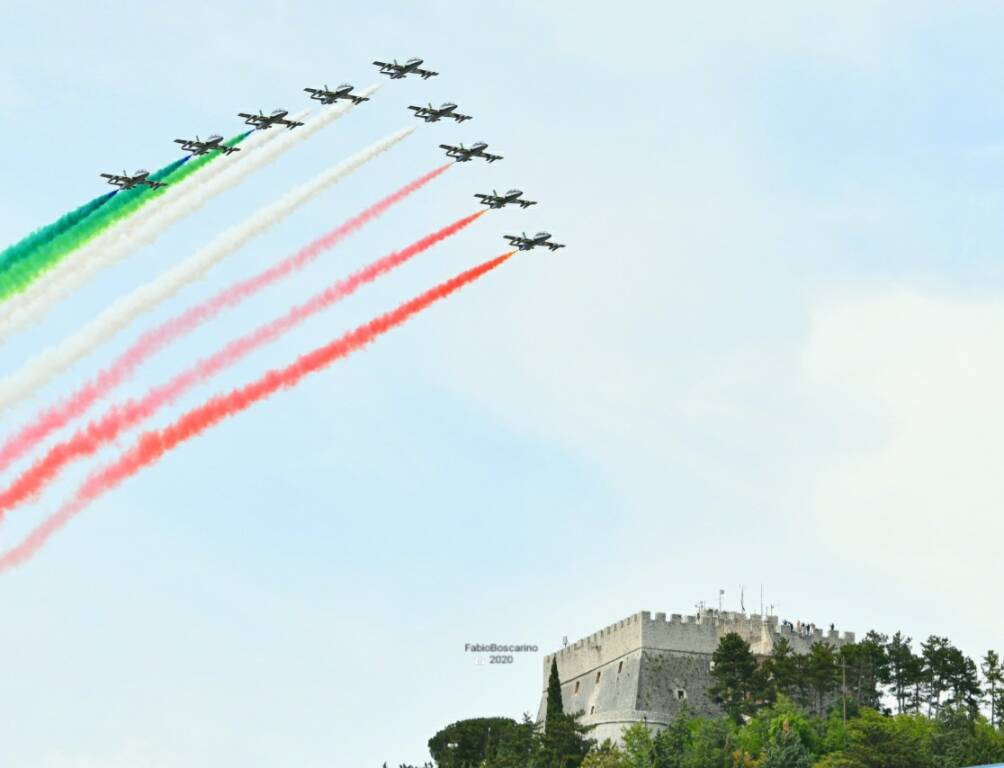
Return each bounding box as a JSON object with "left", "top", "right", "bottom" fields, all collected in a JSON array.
[
  {"left": 804, "top": 643, "right": 840, "bottom": 717},
  {"left": 885, "top": 633, "right": 919, "bottom": 714},
  {"left": 429, "top": 717, "right": 520, "bottom": 768},
  {"left": 547, "top": 658, "right": 565, "bottom": 726},
  {"left": 581, "top": 740, "right": 630, "bottom": 768},
  {"left": 982, "top": 650, "right": 1004, "bottom": 728},
  {"left": 828, "top": 709, "right": 936, "bottom": 768},
  {"left": 709, "top": 633, "right": 761, "bottom": 722},
  {"left": 535, "top": 709, "right": 594, "bottom": 768},
  {"left": 813, "top": 754, "right": 864, "bottom": 768},
  {"left": 621, "top": 723, "right": 655, "bottom": 768},
  {"left": 840, "top": 632, "right": 889, "bottom": 711},
  {"left": 760, "top": 720, "right": 812, "bottom": 768},
  {"left": 652, "top": 707, "right": 692, "bottom": 768},
  {"left": 942, "top": 648, "right": 982, "bottom": 716},
  {"left": 921, "top": 636, "right": 953, "bottom": 716},
  {"left": 681, "top": 717, "right": 731, "bottom": 768},
  {"left": 488, "top": 715, "right": 537, "bottom": 768},
  {"left": 765, "top": 639, "right": 801, "bottom": 702},
  {"left": 931, "top": 705, "right": 1004, "bottom": 768}
]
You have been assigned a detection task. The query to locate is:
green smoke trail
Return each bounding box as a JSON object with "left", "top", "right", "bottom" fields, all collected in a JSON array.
[
  {"left": 0, "top": 192, "right": 115, "bottom": 275},
  {"left": 0, "top": 132, "right": 249, "bottom": 303}
]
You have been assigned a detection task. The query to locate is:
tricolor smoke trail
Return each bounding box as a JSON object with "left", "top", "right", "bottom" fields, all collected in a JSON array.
[
  {"left": 0, "top": 157, "right": 190, "bottom": 300},
  {"left": 0, "top": 124, "right": 412, "bottom": 412},
  {"left": 0, "top": 191, "right": 114, "bottom": 274},
  {"left": 0, "top": 211, "right": 485, "bottom": 515},
  {"left": 0, "top": 164, "right": 451, "bottom": 474},
  {"left": 0, "top": 132, "right": 267, "bottom": 334},
  {"left": 0, "top": 91, "right": 366, "bottom": 340},
  {"left": 0, "top": 252, "right": 512, "bottom": 571}
]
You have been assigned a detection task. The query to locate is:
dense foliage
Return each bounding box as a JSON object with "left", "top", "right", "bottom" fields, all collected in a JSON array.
[{"left": 403, "top": 631, "right": 1004, "bottom": 768}]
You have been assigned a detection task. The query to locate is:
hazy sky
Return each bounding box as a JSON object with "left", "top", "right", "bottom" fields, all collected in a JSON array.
[{"left": 2, "top": 2, "right": 1004, "bottom": 766}]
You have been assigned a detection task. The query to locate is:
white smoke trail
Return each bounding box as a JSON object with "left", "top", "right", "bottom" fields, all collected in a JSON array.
[
  {"left": 0, "top": 85, "right": 380, "bottom": 342},
  {"left": 0, "top": 113, "right": 301, "bottom": 338},
  {"left": 0, "top": 125, "right": 414, "bottom": 412}
]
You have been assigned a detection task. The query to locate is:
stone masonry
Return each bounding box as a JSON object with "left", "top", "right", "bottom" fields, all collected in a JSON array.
[{"left": 536, "top": 610, "right": 855, "bottom": 746}]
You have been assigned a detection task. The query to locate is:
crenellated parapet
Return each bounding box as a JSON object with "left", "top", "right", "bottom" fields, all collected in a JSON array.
[{"left": 539, "top": 608, "right": 857, "bottom": 734}]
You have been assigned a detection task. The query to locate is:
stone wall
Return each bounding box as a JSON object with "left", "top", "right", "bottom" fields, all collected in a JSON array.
[{"left": 537, "top": 609, "right": 854, "bottom": 744}]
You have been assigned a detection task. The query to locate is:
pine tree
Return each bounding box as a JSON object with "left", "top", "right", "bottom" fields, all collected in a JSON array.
[
  {"left": 535, "top": 710, "right": 594, "bottom": 768},
  {"left": 804, "top": 643, "right": 840, "bottom": 717},
  {"left": 547, "top": 657, "right": 565, "bottom": 728},
  {"left": 765, "top": 638, "right": 800, "bottom": 701},
  {"left": 981, "top": 650, "right": 1003, "bottom": 728},
  {"left": 709, "top": 633, "right": 761, "bottom": 722},
  {"left": 760, "top": 721, "right": 812, "bottom": 768},
  {"left": 652, "top": 706, "right": 692, "bottom": 768},
  {"left": 886, "top": 632, "right": 917, "bottom": 714},
  {"left": 921, "top": 636, "right": 952, "bottom": 716}
]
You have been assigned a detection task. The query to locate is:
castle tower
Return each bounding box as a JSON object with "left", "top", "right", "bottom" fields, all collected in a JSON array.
[{"left": 537, "top": 610, "right": 854, "bottom": 745}]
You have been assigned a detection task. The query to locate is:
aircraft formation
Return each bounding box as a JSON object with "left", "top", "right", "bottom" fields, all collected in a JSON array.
[{"left": 99, "top": 56, "right": 564, "bottom": 253}]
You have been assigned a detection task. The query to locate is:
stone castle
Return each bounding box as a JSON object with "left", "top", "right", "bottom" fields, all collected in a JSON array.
[{"left": 536, "top": 610, "right": 855, "bottom": 745}]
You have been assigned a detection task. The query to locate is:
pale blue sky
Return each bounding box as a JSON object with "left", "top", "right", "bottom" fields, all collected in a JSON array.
[{"left": 3, "top": 2, "right": 1004, "bottom": 766}]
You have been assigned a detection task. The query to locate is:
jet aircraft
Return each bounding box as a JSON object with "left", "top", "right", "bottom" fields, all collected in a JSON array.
[
  {"left": 408, "top": 102, "right": 472, "bottom": 123},
  {"left": 439, "top": 142, "right": 503, "bottom": 163},
  {"left": 304, "top": 83, "right": 369, "bottom": 105},
  {"left": 173, "top": 134, "right": 240, "bottom": 156},
  {"left": 504, "top": 231, "right": 566, "bottom": 251},
  {"left": 475, "top": 189, "right": 537, "bottom": 209},
  {"left": 373, "top": 57, "right": 438, "bottom": 79},
  {"left": 238, "top": 109, "right": 304, "bottom": 130},
  {"left": 99, "top": 169, "right": 166, "bottom": 190}
]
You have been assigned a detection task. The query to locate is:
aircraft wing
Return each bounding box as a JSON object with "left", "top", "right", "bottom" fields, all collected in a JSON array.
[
  {"left": 503, "top": 235, "right": 524, "bottom": 244},
  {"left": 284, "top": 119, "right": 305, "bottom": 129},
  {"left": 518, "top": 200, "right": 537, "bottom": 208},
  {"left": 473, "top": 193, "right": 492, "bottom": 201},
  {"left": 416, "top": 67, "right": 438, "bottom": 79},
  {"left": 439, "top": 144, "right": 460, "bottom": 152},
  {"left": 408, "top": 105, "right": 429, "bottom": 115},
  {"left": 350, "top": 94, "right": 370, "bottom": 104},
  {"left": 238, "top": 112, "right": 266, "bottom": 126},
  {"left": 100, "top": 173, "right": 127, "bottom": 184},
  {"left": 547, "top": 242, "right": 566, "bottom": 251},
  {"left": 372, "top": 60, "right": 392, "bottom": 68},
  {"left": 483, "top": 152, "right": 503, "bottom": 163},
  {"left": 147, "top": 180, "right": 168, "bottom": 189}
]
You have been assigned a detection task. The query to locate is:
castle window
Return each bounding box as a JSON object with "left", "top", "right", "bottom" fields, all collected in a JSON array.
[
  {"left": 595, "top": 671, "right": 601, "bottom": 683},
  {"left": 590, "top": 706, "right": 595, "bottom": 714},
  {"left": 676, "top": 689, "right": 687, "bottom": 700},
  {"left": 574, "top": 681, "right": 580, "bottom": 694},
  {"left": 618, "top": 661, "right": 623, "bottom": 674}
]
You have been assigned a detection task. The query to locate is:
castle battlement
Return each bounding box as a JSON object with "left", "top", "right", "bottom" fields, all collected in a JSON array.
[{"left": 538, "top": 608, "right": 856, "bottom": 746}]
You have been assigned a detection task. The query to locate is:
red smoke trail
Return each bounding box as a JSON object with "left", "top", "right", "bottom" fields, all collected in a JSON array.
[
  {"left": 0, "top": 164, "right": 451, "bottom": 475},
  {"left": 0, "top": 211, "right": 486, "bottom": 518},
  {"left": 0, "top": 253, "right": 513, "bottom": 571}
]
